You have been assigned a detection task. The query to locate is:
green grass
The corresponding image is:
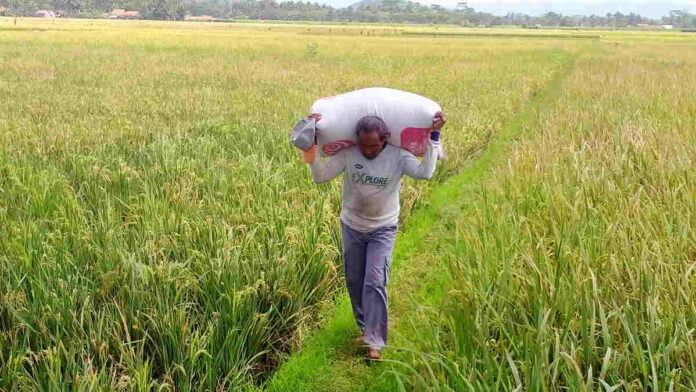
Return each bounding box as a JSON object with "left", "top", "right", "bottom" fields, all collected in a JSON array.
[
  {"left": 311, "top": 42, "right": 694, "bottom": 392},
  {"left": 0, "top": 17, "right": 587, "bottom": 390},
  {"left": 405, "top": 41, "right": 696, "bottom": 391},
  {"left": 1, "top": 17, "right": 693, "bottom": 391},
  {"left": 401, "top": 31, "right": 601, "bottom": 39},
  {"left": 264, "top": 37, "right": 583, "bottom": 392},
  {"left": 265, "top": 34, "right": 696, "bottom": 392}
]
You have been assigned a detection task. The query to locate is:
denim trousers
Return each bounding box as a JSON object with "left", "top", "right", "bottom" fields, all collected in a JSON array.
[{"left": 340, "top": 220, "right": 397, "bottom": 351}]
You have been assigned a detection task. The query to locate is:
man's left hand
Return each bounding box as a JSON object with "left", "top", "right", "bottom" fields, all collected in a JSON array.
[{"left": 432, "top": 111, "right": 446, "bottom": 131}]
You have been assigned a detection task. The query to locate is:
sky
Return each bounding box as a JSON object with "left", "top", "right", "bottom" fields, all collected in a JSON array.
[{"left": 320, "top": 0, "right": 696, "bottom": 18}]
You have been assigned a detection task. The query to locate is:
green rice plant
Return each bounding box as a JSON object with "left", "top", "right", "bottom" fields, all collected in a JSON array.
[
  {"left": 373, "top": 40, "right": 695, "bottom": 392},
  {"left": 0, "top": 17, "right": 581, "bottom": 390}
]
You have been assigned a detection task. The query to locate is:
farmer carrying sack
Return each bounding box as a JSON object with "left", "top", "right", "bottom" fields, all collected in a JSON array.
[{"left": 311, "top": 87, "right": 442, "bottom": 157}]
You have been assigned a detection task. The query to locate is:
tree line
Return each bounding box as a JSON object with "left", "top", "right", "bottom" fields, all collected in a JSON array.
[{"left": 2, "top": 0, "right": 696, "bottom": 28}]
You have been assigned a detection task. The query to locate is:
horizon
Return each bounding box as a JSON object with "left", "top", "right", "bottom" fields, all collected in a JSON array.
[{"left": 316, "top": 0, "right": 696, "bottom": 19}]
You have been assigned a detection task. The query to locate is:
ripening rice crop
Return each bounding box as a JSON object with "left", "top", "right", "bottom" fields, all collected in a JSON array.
[{"left": 0, "top": 17, "right": 585, "bottom": 390}]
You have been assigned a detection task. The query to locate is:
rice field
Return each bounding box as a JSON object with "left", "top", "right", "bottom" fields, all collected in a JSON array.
[
  {"left": 0, "top": 16, "right": 694, "bottom": 391},
  {"left": 362, "top": 35, "right": 696, "bottom": 392}
]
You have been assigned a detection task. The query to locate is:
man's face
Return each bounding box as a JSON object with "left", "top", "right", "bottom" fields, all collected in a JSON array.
[{"left": 358, "top": 131, "right": 385, "bottom": 160}]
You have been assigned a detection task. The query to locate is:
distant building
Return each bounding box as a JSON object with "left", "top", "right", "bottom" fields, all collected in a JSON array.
[
  {"left": 184, "top": 14, "right": 215, "bottom": 21},
  {"left": 35, "top": 10, "right": 56, "bottom": 18},
  {"left": 123, "top": 10, "right": 141, "bottom": 19},
  {"left": 109, "top": 9, "right": 142, "bottom": 19},
  {"left": 661, "top": 25, "right": 674, "bottom": 30},
  {"left": 108, "top": 8, "right": 125, "bottom": 18},
  {"left": 0, "top": 6, "right": 10, "bottom": 16},
  {"left": 636, "top": 23, "right": 660, "bottom": 30}
]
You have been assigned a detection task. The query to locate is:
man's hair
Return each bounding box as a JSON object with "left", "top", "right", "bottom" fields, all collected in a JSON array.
[{"left": 356, "top": 116, "right": 390, "bottom": 141}]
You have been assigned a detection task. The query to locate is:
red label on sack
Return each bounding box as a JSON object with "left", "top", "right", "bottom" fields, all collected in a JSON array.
[
  {"left": 400, "top": 127, "right": 431, "bottom": 156},
  {"left": 322, "top": 140, "right": 356, "bottom": 156}
]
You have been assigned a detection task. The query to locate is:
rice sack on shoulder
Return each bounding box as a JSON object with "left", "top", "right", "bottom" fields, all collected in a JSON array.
[{"left": 311, "top": 87, "right": 443, "bottom": 157}]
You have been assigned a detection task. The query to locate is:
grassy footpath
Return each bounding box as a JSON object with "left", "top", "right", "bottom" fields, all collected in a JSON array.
[{"left": 262, "top": 45, "right": 586, "bottom": 392}]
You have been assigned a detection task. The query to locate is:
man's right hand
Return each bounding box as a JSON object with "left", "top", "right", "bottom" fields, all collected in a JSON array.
[
  {"left": 301, "top": 145, "right": 317, "bottom": 164},
  {"left": 308, "top": 113, "right": 322, "bottom": 121}
]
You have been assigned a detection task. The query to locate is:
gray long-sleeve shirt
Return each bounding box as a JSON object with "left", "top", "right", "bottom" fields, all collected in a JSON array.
[{"left": 310, "top": 140, "right": 440, "bottom": 232}]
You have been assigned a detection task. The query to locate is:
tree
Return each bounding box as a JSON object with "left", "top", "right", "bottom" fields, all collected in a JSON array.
[
  {"left": 3, "top": 0, "right": 679, "bottom": 25},
  {"left": 144, "top": 0, "right": 186, "bottom": 19},
  {"left": 663, "top": 9, "right": 696, "bottom": 27}
]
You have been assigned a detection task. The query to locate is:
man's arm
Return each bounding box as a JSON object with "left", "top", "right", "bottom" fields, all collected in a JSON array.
[
  {"left": 401, "top": 111, "right": 445, "bottom": 180},
  {"left": 310, "top": 149, "right": 345, "bottom": 184},
  {"left": 400, "top": 139, "right": 440, "bottom": 180},
  {"left": 301, "top": 112, "right": 346, "bottom": 184}
]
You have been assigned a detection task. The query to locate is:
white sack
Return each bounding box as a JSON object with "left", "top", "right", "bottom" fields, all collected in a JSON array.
[{"left": 311, "top": 87, "right": 441, "bottom": 157}]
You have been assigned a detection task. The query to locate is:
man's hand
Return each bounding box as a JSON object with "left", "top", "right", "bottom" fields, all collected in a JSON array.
[
  {"left": 300, "top": 115, "right": 319, "bottom": 163},
  {"left": 432, "top": 111, "right": 446, "bottom": 131}
]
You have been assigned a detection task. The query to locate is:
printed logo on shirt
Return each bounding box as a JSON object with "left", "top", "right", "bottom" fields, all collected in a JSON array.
[
  {"left": 354, "top": 164, "right": 364, "bottom": 170},
  {"left": 352, "top": 172, "right": 391, "bottom": 187}
]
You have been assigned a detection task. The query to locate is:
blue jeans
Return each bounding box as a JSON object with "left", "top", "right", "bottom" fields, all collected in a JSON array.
[{"left": 341, "top": 220, "right": 397, "bottom": 351}]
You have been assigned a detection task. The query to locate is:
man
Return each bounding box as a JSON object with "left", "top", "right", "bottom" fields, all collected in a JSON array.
[{"left": 306, "top": 112, "right": 446, "bottom": 361}]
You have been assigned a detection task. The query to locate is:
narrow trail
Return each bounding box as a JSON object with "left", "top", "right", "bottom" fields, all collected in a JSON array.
[{"left": 263, "top": 46, "right": 588, "bottom": 392}]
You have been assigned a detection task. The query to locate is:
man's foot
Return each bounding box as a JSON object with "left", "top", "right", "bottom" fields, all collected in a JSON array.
[
  {"left": 366, "top": 348, "right": 382, "bottom": 361},
  {"left": 352, "top": 335, "right": 365, "bottom": 346}
]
